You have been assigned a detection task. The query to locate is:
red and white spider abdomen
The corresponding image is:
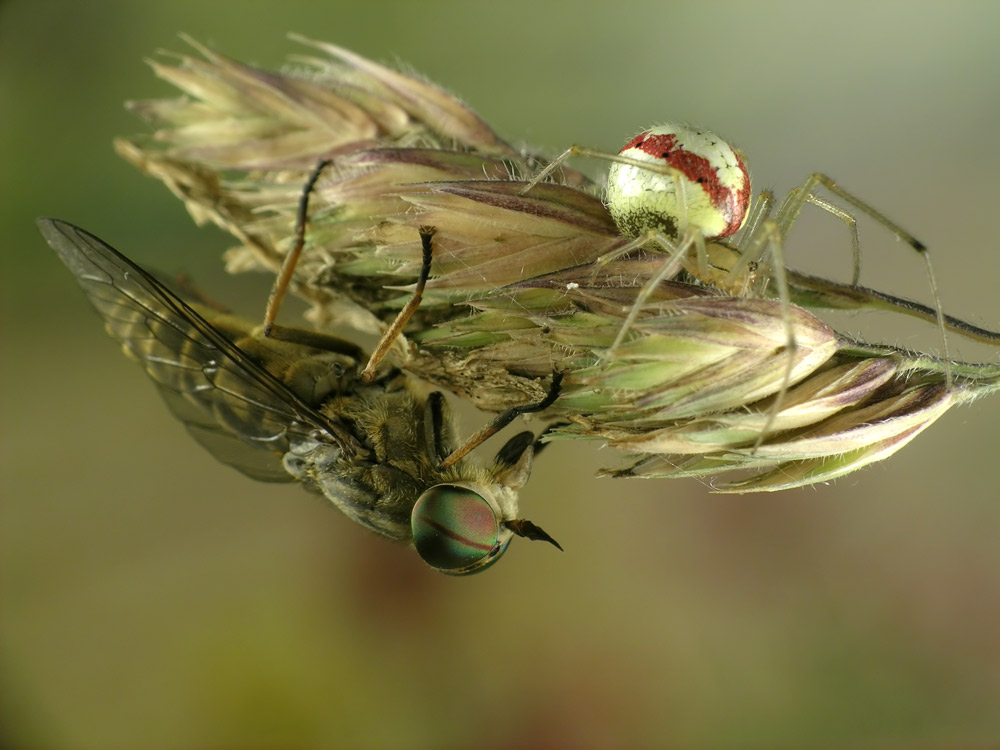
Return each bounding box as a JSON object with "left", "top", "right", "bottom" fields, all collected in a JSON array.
[{"left": 606, "top": 124, "right": 752, "bottom": 241}]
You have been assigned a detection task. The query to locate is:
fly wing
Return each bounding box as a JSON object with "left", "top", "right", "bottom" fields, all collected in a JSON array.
[{"left": 38, "top": 218, "right": 360, "bottom": 482}]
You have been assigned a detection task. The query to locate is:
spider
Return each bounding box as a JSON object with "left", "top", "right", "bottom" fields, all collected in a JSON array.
[{"left": 517, "top": 122, "right": 953, "bottom": 441}]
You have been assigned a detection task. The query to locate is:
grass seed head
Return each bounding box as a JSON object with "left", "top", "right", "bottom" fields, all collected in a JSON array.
[{"left": 116, "top": 36, "right": 1000, "bottom": 491}]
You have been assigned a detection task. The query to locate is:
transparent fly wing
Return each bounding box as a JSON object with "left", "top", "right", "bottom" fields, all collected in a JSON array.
[
  {"left": 38, "top": 218, "right": 359, "bottom": 481},
  {"left": 154, "top": 385, "right": 293, "bottom": 482}
]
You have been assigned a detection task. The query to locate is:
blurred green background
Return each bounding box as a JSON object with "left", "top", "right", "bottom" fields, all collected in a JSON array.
[{"left": 3, "top": 1, "right": 999, "bottom": 747}]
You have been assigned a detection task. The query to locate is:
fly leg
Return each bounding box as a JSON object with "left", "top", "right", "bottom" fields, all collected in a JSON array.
[
  {"left": 262, "top": 158, "right": 332, "bottom": 336},
  {"left": 439, "top": 371, "right": 563, "bottom": 469},
  {"left": 425, "top": 381, "right": 565, "bottom": 551},
  {"left": 359, "top": 226, "right": 436, "bottom": 382},
  {"left": 261, "top": 159, "right": 435, "bottom": 381}
]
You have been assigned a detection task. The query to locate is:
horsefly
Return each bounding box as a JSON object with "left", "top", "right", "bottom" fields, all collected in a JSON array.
[
  {"left": 112, "top": 36, "right": 1000, "bottom": 490},
  {"left": 38, "top": 218, "right": 562, "bottom": 575}
]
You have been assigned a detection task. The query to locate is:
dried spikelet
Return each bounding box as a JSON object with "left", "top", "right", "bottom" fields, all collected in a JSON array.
[
  {"left": 601, "top": 360, "right": 969, "bottom": 491},
  {"left": 116, "top": 36, "right": 1000, "bottom": 491}
]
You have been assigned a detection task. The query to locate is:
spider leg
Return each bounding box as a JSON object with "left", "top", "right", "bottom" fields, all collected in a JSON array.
[
  {"left": 773, "top": 172, "right": 951, "bottom": 386},
  {"left": 739, "top": 219, "right": 799, "bottom": 450},
  {"left": 520, "top": 145, "right": 691, "bottom": 195},
  {"left": 603, "top": 229, "right": 699, "bottom": 357}
]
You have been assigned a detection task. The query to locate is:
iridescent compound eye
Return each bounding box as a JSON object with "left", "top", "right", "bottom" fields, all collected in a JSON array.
[
  {"left": 605, "top": 123, "right": 751, "bottom": 241},
  {"left": 411, "top": 484, "right": 507, "bottom": 574}
]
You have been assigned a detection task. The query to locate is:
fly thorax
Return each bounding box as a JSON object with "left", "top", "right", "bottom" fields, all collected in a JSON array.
[{"left": 282, "top": 352, "right": 357, "bottom": 407}]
